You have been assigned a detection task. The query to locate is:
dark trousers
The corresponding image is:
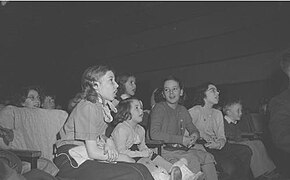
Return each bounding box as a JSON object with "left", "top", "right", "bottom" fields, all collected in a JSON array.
[
  {"left": 206, "top": 142, "right": 252, "bottom": 180},
  {"left": 54, "top": 145, "right": 154, "bottom": 180}
]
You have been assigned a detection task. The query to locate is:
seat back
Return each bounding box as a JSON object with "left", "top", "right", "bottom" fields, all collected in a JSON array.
[{"left": 0, "top": 106, "right": 68, "bottom": 161}]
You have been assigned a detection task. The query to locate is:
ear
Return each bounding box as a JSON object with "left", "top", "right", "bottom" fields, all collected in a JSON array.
[
  {"left": 92, "top": 81, "right": 100, "bottom": 91},
  {"left": 180, "top": 89, "right": 184, "bottom": 96}
]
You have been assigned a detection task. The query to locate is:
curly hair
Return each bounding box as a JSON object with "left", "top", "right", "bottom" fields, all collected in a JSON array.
[
  {"left": 115, "top": 73, "right": 136, "bottom": 100},
  {"left": 80, "top": 65, "right": 115, "bottom": 103},
  {"left": 192, "top": 82, "right": 214, "bottom": 107},
  {"left": 12, "top": 85, "right": 41, "bottom": 107},
  {"left": 114, "top": 98, "right": 142, "bottom": 126}
]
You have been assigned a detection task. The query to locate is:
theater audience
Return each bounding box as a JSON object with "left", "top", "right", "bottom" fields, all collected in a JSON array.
[
  {"left": 53, "top": 65, "right": 153, "bottom": 180},
  {"left": 12, "top": 85, "right": 41, "bottom": 108},
  {"left": 111, "top": 97, "right": 196, "bottom": 180},
  {"left": 150, "top": 75, "right": 218, "bottom": 180},
  {"left": 222, "top": 98, "right": 280, "bottom": 180},
  {"left": 188, "top": 82, "right": 252, "bottom": 180},
  {"left": 112, "top": 73, "right": 137, "bottom": 106}
]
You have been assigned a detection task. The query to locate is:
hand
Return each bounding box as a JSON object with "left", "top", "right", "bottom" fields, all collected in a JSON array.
[
  {"left": 182, "top": 136, "right": 195, "bottom": 147},
  {"left": 189, "top": 133, "right": 199, "bottom": 144},
  {"left": 140, "top": 149, "right": 151, "bottom": 158},
  {"left": 204, "top": 141, "right": 220, "bottom": 149},
  {"left": 104, "top": 138, "right": 119, "bottom": 162}
]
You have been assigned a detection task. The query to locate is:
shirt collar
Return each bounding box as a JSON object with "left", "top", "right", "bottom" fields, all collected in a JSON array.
[{"left": 224, "top": 115, "right": 238, "bottom": 124}]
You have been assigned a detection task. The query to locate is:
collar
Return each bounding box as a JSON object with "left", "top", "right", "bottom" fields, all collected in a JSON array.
[
  {"left": 120, "top": 94, "right": 131, "bottom": 100},
  {"left": 224, "top": 115, "right": 238, "bottom": 124}
]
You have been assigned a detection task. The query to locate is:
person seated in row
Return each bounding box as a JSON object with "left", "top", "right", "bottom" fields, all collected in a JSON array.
[
  {"left": 111, "top": 97, "right": 197, "bottom": 180},
  {"left": 53, "top": 65, "right": 154, "bottom": 180},
  {"left": 0, "top": 85, "right": 60, "bottom": 176},
  {"left": 268, "top": 50, "right": 290, "bottom": 177},
  {"left": 150, "top": 75, "right": 218, "bottom": 180},
  {"left": 0, "top": 85, "right": 42, "bottom": 146},
  {"left": 112, "top": 73, "right": 137, "bottom": 106},
  {"left": 222, "top": 98, "right": 281, "bottom": 180},
  {"left": 188, "top": 82, "right": 252, "bottom": 180}
]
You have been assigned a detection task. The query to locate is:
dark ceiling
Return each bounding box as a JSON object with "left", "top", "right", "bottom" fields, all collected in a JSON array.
[{"left": 0, "top": 1, "right": 287, "bottom": 105}]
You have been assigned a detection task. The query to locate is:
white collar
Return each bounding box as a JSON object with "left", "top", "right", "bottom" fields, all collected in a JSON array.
[{"left": 224, "top": 115, "right": 238, "bottom": 124}]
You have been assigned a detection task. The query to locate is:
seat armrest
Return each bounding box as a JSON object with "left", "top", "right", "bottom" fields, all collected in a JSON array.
[
  {"left": 9, "top": 149, "right": 41, "bottom": 169},
  {"left": 145, "top": 139, "right": 164, "bottom": 155}
]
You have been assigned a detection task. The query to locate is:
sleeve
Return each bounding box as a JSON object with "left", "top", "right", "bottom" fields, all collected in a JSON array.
[
  {"left": 188, "top": 106, "right": 199, "bottom": 125},
  {"left": 111, "top": 125, "right": 144, "bottom": 158},
  {"left": 74, "top": 102, "right": 104, "bottom": 140},
  {"left": 150, "top": 103, "right": 183, "bottom": 144},
  {"left": 214, "top": 110, "right": 226, "bottom": 149},
  {"left": 136, "top": 126, "right": 150, "bottom": 151},
  {"left": 183, "top": 107, "right": 200, "bottom": 137},
  {"left": 0, "top": 106, "right": 15, "bottom": 129},
  {"left": 269, "top": 98, "right": 290, "bottom": 153}
]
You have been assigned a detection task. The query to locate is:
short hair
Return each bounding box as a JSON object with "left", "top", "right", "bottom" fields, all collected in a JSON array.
[
  {"left": 80, "top": 65, "right": 114, "bottom": 103},
  {"left": 162, "top": 75, "right": 184, "bottom": 90},
  {"left": 114, "top": 98, "right": 142, "bottom": 125},
  {"left": 222, "top": 98, "right": 242, "bottom": 115},
  {"left": 162, "top": 75, "right": 186, "bottom": 105},
  {"left": 116, "top": 73, "right": 136, "bottom": 100},
  {"left": 192, "top": 82, "right": 214, "bottom": 107}
]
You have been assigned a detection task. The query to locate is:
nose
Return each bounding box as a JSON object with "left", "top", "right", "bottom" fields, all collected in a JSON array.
[{"left": 114, "top": 81, "right": 119, "bottom": 88}]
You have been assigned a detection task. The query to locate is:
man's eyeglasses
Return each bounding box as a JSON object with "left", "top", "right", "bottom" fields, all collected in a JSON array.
[{"left": 163, "top": 87, "right": 180, "bottom": 94}]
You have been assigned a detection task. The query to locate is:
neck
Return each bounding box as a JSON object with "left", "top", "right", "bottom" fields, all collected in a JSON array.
[
  {"left": 166, "top": 101, "right": 178, "bottom": 109},
  {"left": 126, "top": 120, "right": 138, "bottom": 129},
  {"left": 203, "top": 101, "right": 213, "bottom": 109},
  {"left": 225, "top": 115, "right": 237, "bottom": 123},
  {"left": 121, "top": 94, "right": 131, "bottom": 100}
]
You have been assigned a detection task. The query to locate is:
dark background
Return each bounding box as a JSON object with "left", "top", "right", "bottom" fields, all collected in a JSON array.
[{"left": 1, "top": 2, "right": 289, "bottom": 110}]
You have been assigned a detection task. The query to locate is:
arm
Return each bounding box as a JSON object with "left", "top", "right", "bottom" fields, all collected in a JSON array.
[
  {"left": 184, "top": 108, "right": 200, "bottom": 139},
  {"left": 269, "top": 99, "right": 290, "bottom": 153},
  {"left": 212, "top": 111, "right": 226, "bottom": 149},
  {"left": 136, "top": 126, "right": 150, "bottom": 152},
  {"left": 150, "top": 103, "right": 183, "bottom": 144}
]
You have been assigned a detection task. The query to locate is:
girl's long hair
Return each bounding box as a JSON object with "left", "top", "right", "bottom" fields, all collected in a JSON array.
[{"left": 80, "top": 65, "right": 114, "bottom": 104}]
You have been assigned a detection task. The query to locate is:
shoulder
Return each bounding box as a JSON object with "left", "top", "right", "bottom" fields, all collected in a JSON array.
[
  {"left": 76, "top": 100, "right": 103, "bottom": 112},
  {"left": 270, "top": 90, "right": 290, "bottom": 105},
  {"left": 212, "top": 109, "right": 223, "bottom": 120},
  {"left": 151, "top": 102, "right": 166, "bottom": 112},
  {"left": 136, "top": 124, "right": 145, "bottom": 133},
  {"left": 188, "top": 105, "right": 202, "bottom": 115},
  {"left": 114, "top": 122, "right": 130, "bottom": 134}
]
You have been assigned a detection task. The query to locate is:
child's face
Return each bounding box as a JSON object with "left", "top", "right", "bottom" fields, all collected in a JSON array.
[
  {"left": 163, "top": 80, "right": 183, "bottom": 105},
  {"left": 97, "top": 71, "right": 119, "bottom": 101},
  {"left": 22, "top": 89, "right": 40, "bottom": 108},
  {"left": 130, "top": 99, "right": 143, "bottom": 123},
  {"left": 42, "top": 96, "right": 55, "bottom": 109},
  {"left": 204, "top": 84, "right": 219, "bottom": 106},
  {"left": 227, "top": 103, "right": 243, "bottom": 121},
  {"left": 124, "top": 76, "right": 136, "bottom": 97}
]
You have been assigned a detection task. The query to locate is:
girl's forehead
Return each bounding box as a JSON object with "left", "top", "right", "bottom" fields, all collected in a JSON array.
[
  {"left": 164, "top": 79, "right": 179, "bottom": 87},
  {"left": 229, "top": 103, "right": 242, "bottom": 109},
  {"left": 28, "top": 89, "right": 39, "bottom": 96},
  {"left": 100, "top": 70, "right": 114, "bottom": 80},
  {"left": 131, "top": 99, "right": 141, "bottom": 105},
  {"left": 207, "top": 84, "right": 216, "bottom": 89},
  {"left": 127, "top": 76, "right": 136, "bottom": 82}
]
